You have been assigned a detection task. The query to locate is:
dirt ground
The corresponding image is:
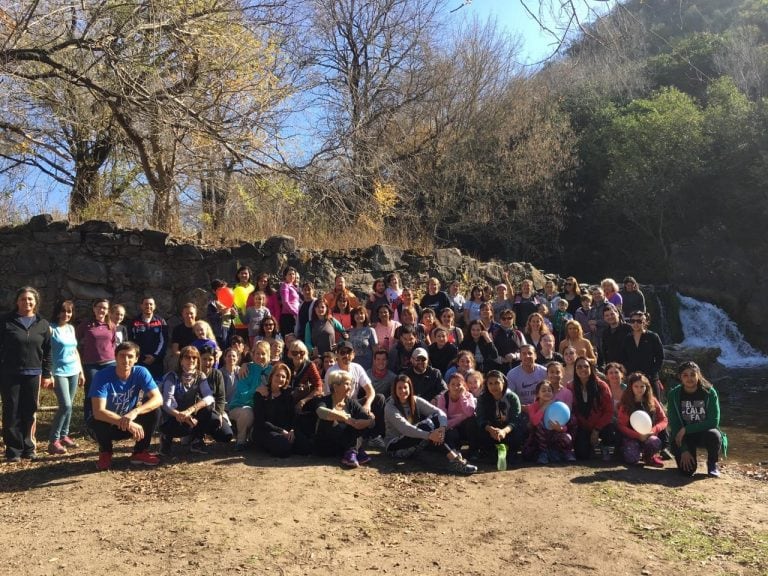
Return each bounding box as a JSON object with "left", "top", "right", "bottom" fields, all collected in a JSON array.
[{"left": 1, "top": 436, "right": 766, "bottom": 576}]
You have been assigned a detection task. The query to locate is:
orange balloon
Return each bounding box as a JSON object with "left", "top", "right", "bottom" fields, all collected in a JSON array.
[{"left": 216, "top": 287, "right": 234, "bottom": 308}]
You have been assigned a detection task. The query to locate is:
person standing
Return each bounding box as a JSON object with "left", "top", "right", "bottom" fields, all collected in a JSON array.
[
  {"left": 620, "top": 276, "right": 646, "bottom": 318},
  {"left": 0, "top": 287, "right": 52, "bottom": 462},
  {"left": 128, "top": 296, "right": 168, "bottom": 382},
  {"left": 48, "top": 300, "right": 84, "bottom": 455}
]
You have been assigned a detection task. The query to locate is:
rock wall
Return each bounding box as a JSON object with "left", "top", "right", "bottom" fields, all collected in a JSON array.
[{"left": 0, "top": 216, "right": 553, "bottom": 325}]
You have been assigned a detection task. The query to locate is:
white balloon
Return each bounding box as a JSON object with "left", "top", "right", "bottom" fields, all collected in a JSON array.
[{"left": 630, "top": 410, "right": 653, "bottom": 435}]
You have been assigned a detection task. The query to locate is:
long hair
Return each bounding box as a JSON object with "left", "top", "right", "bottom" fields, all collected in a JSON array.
[
  {"left": 572, "top": 358, "right": 602, "bottom": 416},
  {"left": 177, "top": 346, "right": 201, "bottom": 376},
  {"left": 620, "top": 372, "right": 657, "bottom": 415},
  {"left": 267, "top": 362, "right": 293, "bottom": 398},
  {"left": 677, "top": 360, "right": 713, "bottom": 390},
  {"left": 350, "top": 306, "right": 369, "bottom": 328},
  {"left": 524, "top": 312, "right": 551, "bottom": 337},
  {"left": 391, "top": 374, "right": 417, "bottom": 423},
  {"left": 50, "top": 299, "right": 75, "bottom": 324}
]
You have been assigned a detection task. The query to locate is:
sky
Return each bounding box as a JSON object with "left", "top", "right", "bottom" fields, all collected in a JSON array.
[{"left": 452, "top": 0, "right": 615, "bottom": 65}]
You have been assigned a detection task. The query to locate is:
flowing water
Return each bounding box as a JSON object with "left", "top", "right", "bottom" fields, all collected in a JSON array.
[{"left": 677, "top": 295, "right": 768, "bottom": 464}]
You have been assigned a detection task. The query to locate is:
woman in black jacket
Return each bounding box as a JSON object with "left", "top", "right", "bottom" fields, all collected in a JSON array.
[
  {"left": 0, "top": 287, "right": 52, "bottom": 462},
  {"left": 458, "top": 320, "right": 499, "bottom": 374}
]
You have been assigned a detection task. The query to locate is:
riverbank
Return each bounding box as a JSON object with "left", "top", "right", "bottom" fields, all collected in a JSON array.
[{"left": 2, "top": 443, "right": 767, "bottom": 576}]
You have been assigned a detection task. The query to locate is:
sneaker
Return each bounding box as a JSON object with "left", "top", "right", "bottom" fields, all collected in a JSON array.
[
  {"left": 366, "top": 435, "right": 386, "bottom": 450},
  {"left": 130, "top": 451, "right": 160, "bottom": 466},
  {"left": 341, "top": 449, "right": 359, "bottom": 468},
  {"left": 661, "top": 447, "right": 674, "bottom": 461},
  {"left": 189, "top": 439, "right": 208, "bottom": 454},
  {"left": 97, "top": 452, "right": 112, "bottom": 471},
  {"left": 21, "top": 451, "right": 38, "bottom": 461},
  {"left": 707, "top": 461, "right": 721, "bottom": 478},
  {"left": 646, "top": 454, "right": 664, "bottom": 468},
  {"left": 356, "top": 449, "right": 371, "bottom": 465},
  {"left": 48, "top": 440, "right": 67, "bottom": 455},
  {"left": 601, "top": 447, "right": 612, "bottom": 462},
  {"left": 6, "top": 455, "right": 21, "bottom": 463},
  {"left": 60, "top": 436, "right": 78, "bottom": 449},
  {"left": 233, "top": 442, "right": 247, "bottom": 452},
  {"left": 449, "top": 456, "right": 478, "bottom": 475},
  {"left": 158, "top": 435, "right": 173, "bottom": 457},
  {"left": 537, "top": 451, "right": 550, "bottom": 465},
  {"left": 548, "top": 450, "right": 562, "bottom": 463},
  {"left": 565, "top": 450, "right": 577, "bottom": 463}
]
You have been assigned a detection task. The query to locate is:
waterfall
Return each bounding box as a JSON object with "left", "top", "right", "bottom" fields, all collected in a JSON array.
[{"left": 678, "top": 294, "right": 768, "bottom": 368}]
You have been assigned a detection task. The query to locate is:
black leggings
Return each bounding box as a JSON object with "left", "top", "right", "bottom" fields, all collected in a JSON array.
[{"left": 673, "top": 429, "right": 722, "bottom": 476}]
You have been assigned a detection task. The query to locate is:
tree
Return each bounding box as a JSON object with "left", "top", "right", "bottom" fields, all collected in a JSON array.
[
  {"left": 299, "top": 0, "right": 448, "bottom": 221},
  {"left": 600, "top": 87, "right": 709, "bottom": 271},
  {"left": 1, "top": 1, "right": 295, "bottom": 230}
]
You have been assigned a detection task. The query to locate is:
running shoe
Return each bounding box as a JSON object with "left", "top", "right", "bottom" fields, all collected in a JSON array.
[
  {"left": 356, "top": 449, "right": 371, "bottom": 465},
  {"left": 341, "top": 449, "right": 359, "bottom": 468},
  {"left": 97, "top": 452, "right": 112, "bottom": 471},
  {"left": 130, "top": 451, "right": 160, "bottom": 466},
  {"left": 60, "top": 436, "right": 78, "bottom": 448},
  {"left": 48, "top": 440, "right": 67, "bottom": 455}
]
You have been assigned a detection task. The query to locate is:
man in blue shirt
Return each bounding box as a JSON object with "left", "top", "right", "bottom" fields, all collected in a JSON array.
[{"left": 89, "top": 341, "right": 162, "bottom": 470}]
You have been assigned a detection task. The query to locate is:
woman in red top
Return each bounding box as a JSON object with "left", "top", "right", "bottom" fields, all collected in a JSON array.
[
  {"left": 570, "top": 357, "right": 616, "bottom": 461},
  {"left": 616, "top": 372, "right": 668, "bottom": 467},
  {"left": 76, "top": 298, "right": 116, "bottom": 423}
]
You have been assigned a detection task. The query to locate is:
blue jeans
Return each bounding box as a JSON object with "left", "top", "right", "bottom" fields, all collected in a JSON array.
[{"left": 50, "top": 374, "right": 79, "bottom": 441}]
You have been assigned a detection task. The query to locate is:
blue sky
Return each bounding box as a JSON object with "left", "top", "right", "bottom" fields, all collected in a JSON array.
[{"left": 454, "top": 0, "right": 615, "bottom": 65}]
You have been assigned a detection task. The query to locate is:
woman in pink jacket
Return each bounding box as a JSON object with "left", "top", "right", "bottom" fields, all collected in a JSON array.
[
  {"left": 436, "top": 373, "right": 477, "bottom": 455},
  {"left": 278, "top": 267, "right": 302, "bottom": 336}
]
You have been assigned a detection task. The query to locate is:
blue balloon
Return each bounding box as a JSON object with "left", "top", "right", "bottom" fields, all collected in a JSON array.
[{"left": 544, "top": 401, "right": 571, "bottom": 430}]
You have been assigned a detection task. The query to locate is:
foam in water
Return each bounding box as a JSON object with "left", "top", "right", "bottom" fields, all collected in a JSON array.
[{"left": 678, "top": 294, "right": 768, "bottom": 368}]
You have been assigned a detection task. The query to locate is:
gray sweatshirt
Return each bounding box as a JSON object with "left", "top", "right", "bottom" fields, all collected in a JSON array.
[{"left": 384, "top": 396, "right": 447, "bottom": 443}]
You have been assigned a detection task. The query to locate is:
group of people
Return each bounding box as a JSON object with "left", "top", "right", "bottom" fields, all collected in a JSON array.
[{"left": 0, "top": 270, "right": 725, "bottom": 478}]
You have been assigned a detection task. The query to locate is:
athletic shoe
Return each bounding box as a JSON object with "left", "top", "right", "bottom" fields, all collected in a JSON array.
[
  {"left": 60, "top": 436, "right": 78, "bottom": 448},
  {"left": 48, "top": 440, "right": 67, "bottom": 455},
  {"left": 366, "top": 435, "right": 386, "bottom": 450},
  {"left": 356, "top": 449, "right": 372, "bottom": 465},
  {"left": 130, "top": 451, "right": 160, "bottom": 466},
  {"left": 189, "top": 439, "right": 208, "bottom": 454},
  {"left": 548, "top": 450, "right": 562, "bottom": 463},
  {"left": 158, "top": 435, "right": 173, "bottom": 457},
  {"left": 565, "top": 450, "right": 577, "bottom": 463},
  {"left": 97, "top": 452, "right": 112, "bottom": 471},
  {"left": 233, "top": 442, "right": 247, "bottom": 452},
  {"left": 661, "top": 447, "right": 674, "bottom": 461},
  {"left": 21, "top": 451, "right": 38, "bottom": 461},
  {"left": 646, "top": 454, "right": 664, "bottom": 468},
  {"left": 6, "top": 455, "right": 21, "bottom": 463},
  {"left": 341, "top": 449, "right": 359, "bottom": 468},
  {"left": 537, "top": 451, "right": 550, "bottom": 465},
  {"left": 707, "top": 461, "right": 721, "bottom": 478},
  {"left": 601, "top": 447, "right": 612, "bottom": 462},
  {"left": 449, "top": 457, "right": 478, "bottom": 475}
]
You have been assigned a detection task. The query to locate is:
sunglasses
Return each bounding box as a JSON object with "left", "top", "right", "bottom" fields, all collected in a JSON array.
[
  {"left": 629, "top": 319, "right": 644, "bottom": 324},
  {"left": 290, "top": 350, "right": 305, "bottom": 356}
]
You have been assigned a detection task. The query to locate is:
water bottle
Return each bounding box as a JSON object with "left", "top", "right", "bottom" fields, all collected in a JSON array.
[{"left": 496, "top": 443, "right": 507, "bottom": 471}]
